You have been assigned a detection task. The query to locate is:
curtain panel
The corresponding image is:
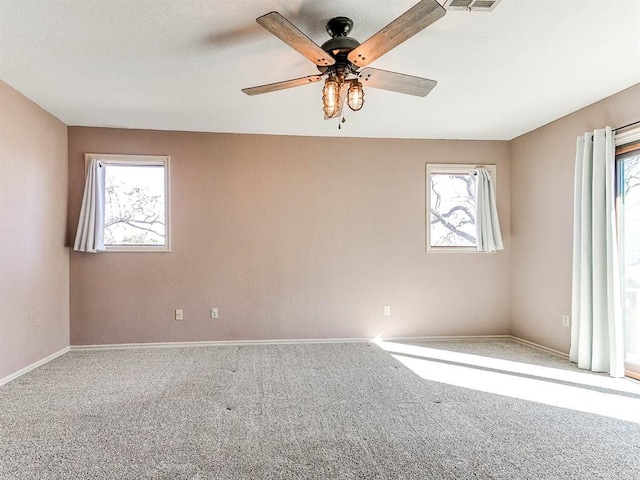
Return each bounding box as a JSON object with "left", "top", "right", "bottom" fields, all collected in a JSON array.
[
  {"left": 570, "top": 127, "right": 624, "bottom": 377},
  {"left": 73, "top": 158, "right": 106, "bottom": 253},
  {"left": 474, "top": 166, "right": 503, "bottom": 252}
]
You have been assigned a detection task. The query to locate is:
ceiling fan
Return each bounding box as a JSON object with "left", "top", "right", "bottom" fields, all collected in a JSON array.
[{"left": 242, "top": 0, "right": 446, "bottom": 121}]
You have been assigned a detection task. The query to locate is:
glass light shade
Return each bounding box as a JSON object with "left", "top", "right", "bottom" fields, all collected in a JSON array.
[
  {"left": 347, "top": 81, "right": 364, "bottom": 111},
  {"left": 322, "top": 77, "right": 340, "bottom": 118}
]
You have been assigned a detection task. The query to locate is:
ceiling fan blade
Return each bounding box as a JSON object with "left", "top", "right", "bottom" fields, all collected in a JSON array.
[
  {"left": 242, "top": 75, "right": 323, "bottom": 96},
  {"left": 358, "top": 68, "right": 437, "bottom": 97},
  {"left": 257, "top": 12, "right": 336, "bottom": 67},
  {"left": 348, "top": 0, "right": 446, "bottom": 68}
]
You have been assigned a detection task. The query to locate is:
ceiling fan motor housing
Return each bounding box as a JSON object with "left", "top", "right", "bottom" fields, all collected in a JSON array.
[
  {"left": 319, "top": 17, "right": 360, "bottom": 76},
  {"left": 321, "top": 36, "right": 360, "bottom": 56},
  {"left": 326, "top": 17, "right": 354, "bottom": 37}
]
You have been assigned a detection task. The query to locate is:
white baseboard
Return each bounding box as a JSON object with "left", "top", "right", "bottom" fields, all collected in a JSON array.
[
  {"left": 0, "top": 346, "right": 70, "bottom": 387},
  {"left": 70, "top": 337, "right": 372, "bottom": 351},
  {"left": 383, "top": 334, "right": 570, "bottom": 359},
  {"left": 70, "top": 334, "right": 536, "bottom": 351},
  {"left": 385, "top": 334, "right": 512, "bottom": 343},
  {"left": 509, "top": 336, "right": 569, "bottom": 358}
]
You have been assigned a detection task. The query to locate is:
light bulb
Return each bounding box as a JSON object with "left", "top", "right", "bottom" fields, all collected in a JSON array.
[
  {"left": 322, "top": 77, "right": 341, "bottom": 118},
  {"left": 347, "top": 81, "right": 364, "bottom": 111}
]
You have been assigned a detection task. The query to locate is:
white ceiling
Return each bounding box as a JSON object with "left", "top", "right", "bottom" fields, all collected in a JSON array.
[{"left": 1, "top": 0, "right": 638, "bottom": 140}]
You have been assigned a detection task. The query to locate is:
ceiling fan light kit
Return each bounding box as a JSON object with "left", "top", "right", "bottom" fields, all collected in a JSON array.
[
  {"left": 322, "top": 76, "right": 341, "bottom": 118},
  {"left": 347, "top": 81, "right": 364, "bottom": 111},
  {"left": 242, "top": 0, "right": 449, "bottom": 125}
]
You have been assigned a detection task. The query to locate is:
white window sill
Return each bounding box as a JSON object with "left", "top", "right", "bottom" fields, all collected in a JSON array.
[
  {"left": 105, "top": 245, "right": 171, "bottom": 253},
  {"left": 427, "top": 246, "right": 478, "bottom": 254}
]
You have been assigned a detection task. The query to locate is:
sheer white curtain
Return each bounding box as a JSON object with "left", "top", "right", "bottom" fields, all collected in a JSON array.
[
  {"left": 570, "top": 127, "right": 624, "bottom": 377},
  {"left": 74, "top": 158, "right": 106, "bottom": 253},
  {"left": 474, "top": 166, "right": 503, "bottom": 252}
]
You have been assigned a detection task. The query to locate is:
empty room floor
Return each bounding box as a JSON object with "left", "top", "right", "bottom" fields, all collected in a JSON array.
[{"left": 1, "top": 339, "right": 639, "bottom": 479}]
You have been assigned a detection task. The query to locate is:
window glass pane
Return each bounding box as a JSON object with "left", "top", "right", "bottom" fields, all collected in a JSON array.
[
  {"left": 429, "top": 173, "right": 476, "bottom": 247},
  {"left": 621, "top": 152, "right": 640, "bottom": 365},
  {"left": 104, "top": 164, "right": 166, "bottom": 246}
]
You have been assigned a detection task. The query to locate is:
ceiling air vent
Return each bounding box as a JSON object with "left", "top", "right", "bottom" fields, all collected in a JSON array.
[{"left": 445, "top": 0, "right": 502, "bottom": 12}]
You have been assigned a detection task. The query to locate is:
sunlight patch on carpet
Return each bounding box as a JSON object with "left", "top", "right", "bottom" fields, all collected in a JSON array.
[{"left": 373, "top": 338, "right": 640, "bottom": 424}]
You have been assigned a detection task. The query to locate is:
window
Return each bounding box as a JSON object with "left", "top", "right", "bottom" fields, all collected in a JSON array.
[
  {"left": 86, "top": 154, "right": 170, "bottom": 252},
  {"left": 615, "top": 129, "right": 640, "bottom": 375},
  {"left": 426, "top": 164, "right": 496, "bottom": 252}
]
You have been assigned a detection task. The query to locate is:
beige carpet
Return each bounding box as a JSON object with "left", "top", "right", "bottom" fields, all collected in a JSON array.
[{"left": 1, "top": 339, "right": 639, "bottom": 479}]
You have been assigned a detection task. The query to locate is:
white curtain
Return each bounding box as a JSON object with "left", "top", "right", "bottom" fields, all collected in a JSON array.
[
  {"left": 570, "top": 127, "right": 624, "bottom": 377},
  {"left": 474, "top": 167, "right": 503, "bottom": 252},
  {"left": 73, "top": 158, "right": 106, "bottom": 253}
]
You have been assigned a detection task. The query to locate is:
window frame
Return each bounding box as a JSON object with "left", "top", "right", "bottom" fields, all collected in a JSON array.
[
  {"left": 425, "top": 163, "right": 497, "bottom": 254},
  {"left": 614, "top": 127, "right": 640, "bottom": 378},
  {"left": 84, "top": 153, "right": 171, "bottom": 253}
]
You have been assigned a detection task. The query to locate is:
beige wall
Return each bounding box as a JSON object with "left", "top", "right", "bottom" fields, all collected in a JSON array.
[
  {"left": 0, "top": 82, "right": 69, "bottom": 380},
  {"left": 2, "top": 73, "right": 636, "bottom": 371},
  {"left": 68, "top": 128, "right": 511, "bottom": 345},
  {"left": 510, "top": 83, "right": 640, "bottom": 353}
]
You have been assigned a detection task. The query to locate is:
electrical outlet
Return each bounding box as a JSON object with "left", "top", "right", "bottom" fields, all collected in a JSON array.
[
  {"left": 175, "top": 309, "right": 183, "bottom": 321},
  {"left": 562, "top": 314, "right": 570, "bottom": 328},
  {"left": 211, "top": 308, "right": 218, "bottom": 319},
  {"left": 383, "top": 305, "right": 391, "bottom": 316}
]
